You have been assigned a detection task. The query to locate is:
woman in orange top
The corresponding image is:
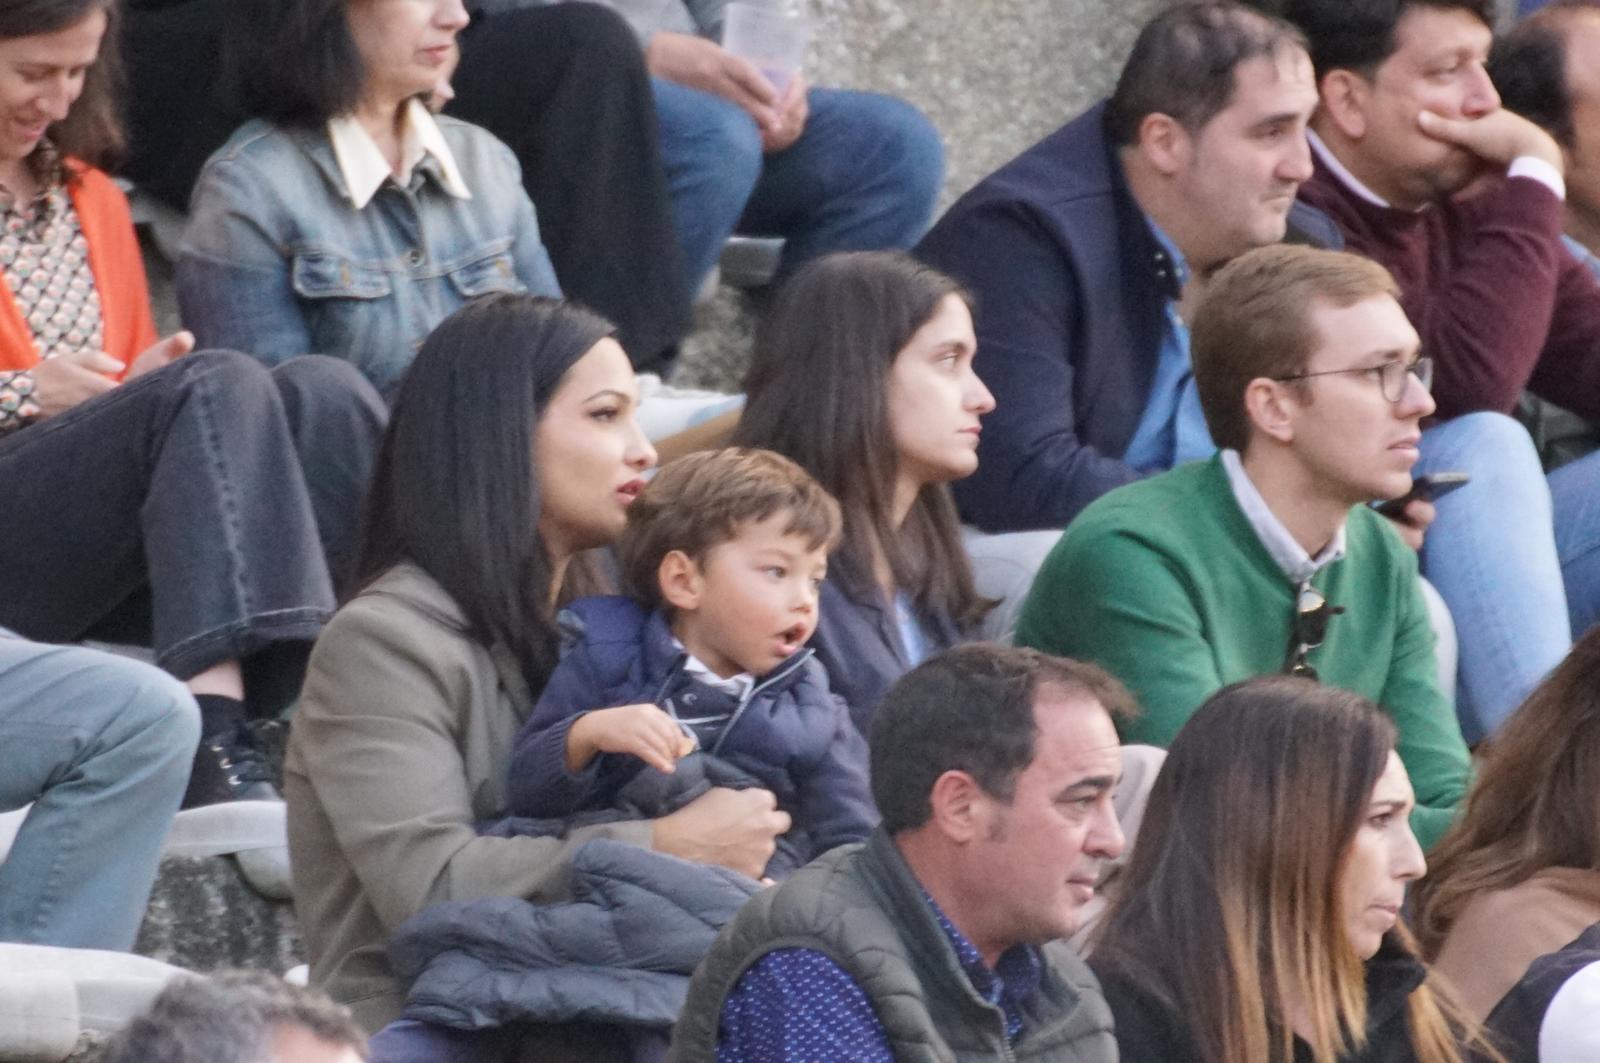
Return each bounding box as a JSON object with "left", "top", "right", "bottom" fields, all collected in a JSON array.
[{"left": 0, "top": 0, "right": 385, "bottom": 808}]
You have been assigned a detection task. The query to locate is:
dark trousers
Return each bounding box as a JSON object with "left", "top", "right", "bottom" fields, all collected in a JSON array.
[
  {"left": 368, "top": 1018, "right": 670, "bottom": 1063},
  {"left": 120, "top": 0, "right": 692, "bottom": 370},
  {"left": 451, "top": 3, "right": 693, "bottom": 370},
  {"left": 0, "top": 352, "right": 385, "bottom": 702}
]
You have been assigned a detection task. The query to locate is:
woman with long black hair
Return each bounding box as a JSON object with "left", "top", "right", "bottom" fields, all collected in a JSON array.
[{"left": 285, "top": 294, "right": 788, "bottom": 1058}]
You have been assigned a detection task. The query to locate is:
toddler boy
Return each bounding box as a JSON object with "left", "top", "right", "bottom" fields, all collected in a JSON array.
[{"left": 505, "top": 447, "right": 876, "bottom": 875}]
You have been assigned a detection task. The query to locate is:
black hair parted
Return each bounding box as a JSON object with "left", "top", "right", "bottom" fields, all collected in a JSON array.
[
  {"left": 229, "top": 0, "right": 366, "bottom": 126},
  {"left": 356, "top": 293, "right": 616, "bottom": 688}
]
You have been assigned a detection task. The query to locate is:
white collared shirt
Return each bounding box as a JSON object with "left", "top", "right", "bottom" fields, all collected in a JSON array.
[
  {"left": 680, "top": 651, "right": 757, "bottom": 701},
  {"left": 1306, "top": 127, "right": 1565, "bottom": 206},
  {"left": 1219, "top": 449, "right": 1346, "bottom": 584},
  {"left": 326, "top": 98, "right": 473, "bottom": 209}
]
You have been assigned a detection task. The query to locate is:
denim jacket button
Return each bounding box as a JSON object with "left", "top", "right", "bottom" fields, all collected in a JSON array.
[{"left": 409, "top": 249, "right": 425, "bottom": 268}]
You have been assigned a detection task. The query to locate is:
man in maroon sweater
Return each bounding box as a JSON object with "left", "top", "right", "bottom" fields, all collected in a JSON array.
[
  {"left": 1288, "top": 0, "right": 1600, "bottom": 419},
  {"left": 1279, "top": 0, "right": 1600, "bottom": 740}
]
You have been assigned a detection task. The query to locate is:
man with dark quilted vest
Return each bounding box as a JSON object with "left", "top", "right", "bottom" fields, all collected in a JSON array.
[{"left": 668, "top": 644, "right": 1130, "bottom": 1062}]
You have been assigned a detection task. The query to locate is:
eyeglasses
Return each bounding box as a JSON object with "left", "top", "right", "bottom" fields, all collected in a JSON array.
[
  {"left": 1273, "top": 356, "right": 1433, "bottom": 404},
  {"left": 1284, "top": 578, "right": 1345, "bottom": 680}
]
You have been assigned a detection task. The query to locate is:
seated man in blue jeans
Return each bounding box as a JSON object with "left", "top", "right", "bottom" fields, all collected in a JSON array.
[
  {"left": 0, "top": 634, "right": 199, "bottom": 950},
  {"left": 474, "top": 0, "right": 944, "bottom": 291}
]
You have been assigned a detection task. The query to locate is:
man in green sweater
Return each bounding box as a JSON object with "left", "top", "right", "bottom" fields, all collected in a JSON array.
[{"left": 1017, "top": 243, "right": 1471, "bottom": 848}]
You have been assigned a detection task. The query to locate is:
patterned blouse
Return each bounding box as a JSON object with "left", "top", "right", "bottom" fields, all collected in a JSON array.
[{"left": 0, "top": 142, "right": 106, "bottom": 433}]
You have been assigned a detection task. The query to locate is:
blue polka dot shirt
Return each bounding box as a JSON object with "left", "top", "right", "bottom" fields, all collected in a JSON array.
[{"left": 714, "top": 891, "right": 1043, "bottom": 1061}]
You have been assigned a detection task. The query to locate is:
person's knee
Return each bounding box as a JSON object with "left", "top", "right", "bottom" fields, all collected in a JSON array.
[
  {"left": 1450, "top": 411, "right": 1541, "bottom": 460},
  {"left": 862, "top": 94, "right": 945, "bottom": 206},
  {"left": 660, "top": 85, "right": 764, "bottom": 201},
  {"left": 792, "top": 89, "right": 945, "bottom": 246},
  {"left": 120, "top": 662, "right": 200, "bottom": 757},
  {"left": 83, "top": 654, "right": 201, "bottom": 776},
  {"left": 544, "top": 0, "right": 641, "bottom": 64},
  {"left": 271, "top": 354, "right": 387, "bottom": 425},
  {"left": 170, "top": 348, "right": 276, "bottom": 398},
  {"left": 707, "top": 110, "right": 764, "bottom": 201},
  {"left": 1436, "top": 411, "right": 1548, "bottom": 497}
]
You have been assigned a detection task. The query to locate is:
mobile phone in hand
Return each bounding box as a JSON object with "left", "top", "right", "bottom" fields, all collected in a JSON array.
[{"left": 1373, "top": 471, "right": 1470, "bottom": 519}]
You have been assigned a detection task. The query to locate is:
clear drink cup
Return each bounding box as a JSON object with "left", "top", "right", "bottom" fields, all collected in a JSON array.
[{"left": 721, "top": 1, "right": 810, "bottom": 96}]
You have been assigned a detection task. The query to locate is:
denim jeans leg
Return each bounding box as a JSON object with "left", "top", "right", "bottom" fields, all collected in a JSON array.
[
  {"left": 0, "top": 637, "right": 199, "bottom": 949},
  {"left": 1547, "top": 447, "right": 1600, "bottom": 638},
  {"left": 1416, "top": 412, "right": 1570, "bottom": 741},
  {"left": 269, "top": 355, "right": 388, "bottom": 595},
  {"left": 651, "top": 77, "right": 764, "bottom": 291},
  {"left": 0, "top": 351, "right": 335, "bottom": 681},
  {"left": 738, "top": 87, "right": 945, "bottom": 276}
]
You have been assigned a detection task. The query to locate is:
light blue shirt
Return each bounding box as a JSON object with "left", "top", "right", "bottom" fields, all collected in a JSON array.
[
  {"left": 1219, "top": 448, "right": 1347, "bottom": 583},
  {"left": 1120, "top": 217, "right": 1216, "bottom": 472},
  {"left": 893, "top": 592, "right": 930, "bottom": 668}
]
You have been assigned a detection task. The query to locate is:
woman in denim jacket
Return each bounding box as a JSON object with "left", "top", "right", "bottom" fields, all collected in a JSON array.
[{"left": 176, "top": 0, "right": 560, "bottom": 399}]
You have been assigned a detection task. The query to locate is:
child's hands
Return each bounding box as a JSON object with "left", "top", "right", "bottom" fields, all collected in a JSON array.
[{"left": 566, "top": 704, "right": 697, "bottom": 774}]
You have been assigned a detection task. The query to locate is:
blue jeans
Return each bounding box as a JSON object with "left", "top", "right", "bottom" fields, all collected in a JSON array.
[
  {"left": 651, "top": 79, "right": 944, "bottom": 289},
  {"left": 1416, "top": 412, "right": 1600, "bottom": 741},
  {"left": 0, "top": 635, "right": 199, "bottom": 949}
]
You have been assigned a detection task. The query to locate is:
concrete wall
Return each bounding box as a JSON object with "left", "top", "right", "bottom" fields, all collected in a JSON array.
[{"left": 805, "top": 0, "right": 1173, "bottom": 205}]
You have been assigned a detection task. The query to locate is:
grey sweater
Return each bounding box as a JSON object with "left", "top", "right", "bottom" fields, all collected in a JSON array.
[{"left": 470, "top": 0, "right": 735, "bottom": 44}]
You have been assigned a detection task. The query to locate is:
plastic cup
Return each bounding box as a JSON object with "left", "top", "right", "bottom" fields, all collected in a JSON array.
[{"left": 720, "top": 1, "right": 810, "bottom": 97}]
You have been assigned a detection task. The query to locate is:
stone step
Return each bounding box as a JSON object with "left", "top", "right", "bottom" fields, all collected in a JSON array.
[{"left": 135, "top": 854, "right": 302, "bottom": 976}]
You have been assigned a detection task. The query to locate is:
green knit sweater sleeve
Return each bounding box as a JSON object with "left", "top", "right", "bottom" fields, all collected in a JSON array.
[
  {"left": 1017, "top": 513, "right": 1222, "bottom": 747},
  {"left": 1372, "top": 524, "right": 1472, "bottom": 850}
]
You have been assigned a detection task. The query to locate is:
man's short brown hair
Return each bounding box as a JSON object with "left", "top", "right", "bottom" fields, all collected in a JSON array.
[
  {"left": 618, "top": 447, "right": 842, "bottom": 610},
  {"left": 1191, "top": 244, "right": 1400, "bottom": 452}
]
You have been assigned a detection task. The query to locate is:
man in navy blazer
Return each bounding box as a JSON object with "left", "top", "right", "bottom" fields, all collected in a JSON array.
[{"left": 918, "top": 2, "right": 1327, "bottom": 533}]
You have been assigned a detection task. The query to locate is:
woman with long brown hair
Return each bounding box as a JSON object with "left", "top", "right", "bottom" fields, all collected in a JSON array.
[
  {"left": 1092, "top": 677, "right": 1497, "bottom": 1063},
  {"left": 1414, "top": 627, "right": 1600, "bottom": 1020},
  {"left": 731, "top": 250, "right": 996, "bottom": 733}
]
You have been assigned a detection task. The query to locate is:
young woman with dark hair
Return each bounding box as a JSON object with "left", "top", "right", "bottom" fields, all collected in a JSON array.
[
  {"left": 0, "top": 0, "right": 386, "bottom": 807},
  {"left": 1415, "top": 627, "right": 1600, "bottom": 1019},
  {"left": 284, "top": 294, "right": 790, "bottom": 1057},
  {"left": 731, "top": 250, "right": 997, "bottom": 732},
  {"left": 1092, "top": 677, "right": 1498, "bottom": 1063},
  {"left": 175, "top": 0, "right": 562, "bottom": 398}
]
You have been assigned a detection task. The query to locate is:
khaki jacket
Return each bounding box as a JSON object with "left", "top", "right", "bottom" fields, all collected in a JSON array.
[{"left": 284, "top": 564, "right": 652, "bottom": 1036}]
